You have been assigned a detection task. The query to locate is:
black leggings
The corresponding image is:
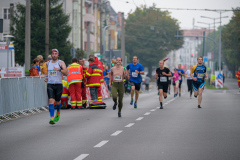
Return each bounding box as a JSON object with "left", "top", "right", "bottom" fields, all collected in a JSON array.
[{"left": 187, "top": 79, "right": 193, "bottom": 96}]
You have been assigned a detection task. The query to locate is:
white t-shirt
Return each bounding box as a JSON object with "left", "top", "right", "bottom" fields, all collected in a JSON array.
[{"left": 185, "top": 69, "right": 192, "bottom": 80}]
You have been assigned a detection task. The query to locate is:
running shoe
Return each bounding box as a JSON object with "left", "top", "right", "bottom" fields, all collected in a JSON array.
[
  {"left": 130, "top": 99, "right": 133, "bottom": 105},
  {"left": 113, "top": 103, "right": 117, "bottom": 110},
  {"left": 160, "top": 106, "right": 163, "bottom": 109},
  {"left": 194, "top": 95, "right": 197, "bottom": 98},
  {"left": 198, "top": 105, "right": 202, "bottom": 109},
  {"left": 118, "top": 112, "right": 121, "bottom": 117},
  {"left": 174, "top": 94, "right": 177, "bottom": 97},
  {"left": 134, "top": 102, "right": 137, "bottom": 108},
  {"left": 179, "top": 93, "right": 181, "bottom": 97},
  {"left": 54, "top": 112, "right": 60, "bottom": 122},
  {"left": 49, "top": 118, "right": 55, "bottom": 125}
]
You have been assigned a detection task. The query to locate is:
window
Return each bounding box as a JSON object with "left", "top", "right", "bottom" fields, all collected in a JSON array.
[{"left": 4, "top": 8, "right": 10, "bottom": 19}]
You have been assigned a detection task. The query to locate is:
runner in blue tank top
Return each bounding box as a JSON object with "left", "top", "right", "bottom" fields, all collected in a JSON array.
[
  {"left": 126, "top": 56, "right": 144, "bottom": 108},
  {"left": 190, "top": 56, "right": 207, "bottom": 109}
]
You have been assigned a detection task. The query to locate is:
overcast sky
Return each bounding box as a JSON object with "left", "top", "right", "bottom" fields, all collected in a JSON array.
[{"left": 110, "top": 0, "right": 240, "bottom": 29}]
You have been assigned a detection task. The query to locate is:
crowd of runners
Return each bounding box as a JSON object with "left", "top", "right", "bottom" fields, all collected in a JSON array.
[{"left": 44, "top": 48, "right": 209, "bottom": 125}]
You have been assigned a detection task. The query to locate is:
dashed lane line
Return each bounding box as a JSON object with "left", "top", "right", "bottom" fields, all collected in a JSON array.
[
  {"left": 94, "top": 140, "right": 109, "bottom": 148},
  {"left": 111, "top": 130, "right": 123, "bottom": 136},
  {"left": 125, "top": 123, "right": 135, "bottom": 127},
  {"left": 74, "top": 154, "right": 89, "bottom": 160},
  {"left": 136, "top": 117, "right": 144, "bottom": 121},
  {"left": 150, "top": 109, "right": 156, "bottom": 111},
  {"left": 144, "top": 112, "right": 151, "bottom": 115}
]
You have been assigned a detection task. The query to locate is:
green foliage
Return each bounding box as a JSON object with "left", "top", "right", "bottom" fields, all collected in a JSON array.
[
  {"left": 222, "top": 8, "right": 240, "bottom": 71},
  {"left": 125, "top": 5, "right": 183, "bottom": 76},
  {"left": 75, "top": 48, "right": 86, "bottom": 59},
  {"left": 10, "top": 0, "right": 72, "bottom": 65}
]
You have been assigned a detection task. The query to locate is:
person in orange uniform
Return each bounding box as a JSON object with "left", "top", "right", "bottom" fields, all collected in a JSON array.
[
  {"left": 236, "top": 66, "right": 240, "bottom": 93},
  {"left": 67, "top": 58, "right": 83, "bottom": 109},
  {"left": 85, "top": 57, "right": 101, "bottom": 103},
  {"left": 61, "top": 79, "right": 69, "bottom": 108},
  {"left": 89, "top": 55, "right": 104, "bottom": 102},
  {"left": 78, "top": 58, "right": 88, "bottom": 109}
]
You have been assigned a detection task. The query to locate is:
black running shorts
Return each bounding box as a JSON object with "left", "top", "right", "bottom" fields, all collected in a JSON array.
[
  {"left": 130, "top": 81, "right": 141, "bottom": 91},
  {"left": 179, "top": 81, "right": 182, "bottom": 88},
  {"left": 158, "top": 83, "right": 168, "bottom": 93},
  {"left": 47, "top": 84, "right": 63, "bottom": 102}
]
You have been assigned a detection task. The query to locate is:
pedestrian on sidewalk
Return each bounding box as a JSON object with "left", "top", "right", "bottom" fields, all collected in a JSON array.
[
  {"left": 67, "top": 58, "right": 83, "bottom": 109},
  {"left": 109, "top": 57, "right": 126, "bottom": 117}
]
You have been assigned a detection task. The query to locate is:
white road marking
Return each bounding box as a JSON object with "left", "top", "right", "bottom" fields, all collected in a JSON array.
[
  {"left": 74, "top": 154, "right": 89, "bottom": 160},
  {"left": 94, "top": 140, "right": 109, "bottom": 148},
  {"left": 144, "top": 112, "right": 151, "bottom": 115},
  {"left": 125, "top": 123, "right": 135, "bottom": 127},
  {"left": 150, "top": 109, "right": 156, "bottom": 111},
  {"left": 136, "top": 117, "right": 144, "bottom": 121},
  {"left": 111, "top": 130, "right": 123, "bottom": 136}
]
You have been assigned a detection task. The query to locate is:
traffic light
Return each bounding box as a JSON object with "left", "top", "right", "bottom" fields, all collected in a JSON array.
[{"left": 191, "top": 54, "right": 193, "bottom": 57}]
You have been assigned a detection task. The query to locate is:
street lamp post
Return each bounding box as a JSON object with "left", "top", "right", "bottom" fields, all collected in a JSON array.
[{"left": 201, "top": 15, "right": 228, "bottom": 71}]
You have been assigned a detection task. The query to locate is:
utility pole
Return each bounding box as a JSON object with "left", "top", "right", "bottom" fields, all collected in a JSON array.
[
  {"left": 99, "top": 1, "right": 103, "bottom": 55},
  {"left": 80, "top": 0, "right": 83, "bottom": 58},
  {"left": 87, "top": 22, "right": 91, "bottom": 58},
  {"left": 219, "top": 12, "right": 222, "bottom": 71},
  {"left": 121, "top": 12, "right": 125, "bottom": 66},
  {"left": 25, "top": 0, "right": 31, "bottom": 70},
  {"left": 45, "top": 0, "right": 49, "bottom": 60},
  {"left": 202, "top": 31, "right": 205, "bottom": 57},
  {"left": 9, "top": 3, "right": 14, "bottom": 34}
]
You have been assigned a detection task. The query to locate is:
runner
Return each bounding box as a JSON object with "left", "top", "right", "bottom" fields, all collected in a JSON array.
[
  {"left": 109, "top": 57, "right": 126, "bottom": 117},
  {"left": 236, "top": 67, "right": 240, "bottom": 93},
  {"left": 126, "top": 56, "right": 144, "bottom": 108},
  {"left": 155, "top": 60, "right": 172, "bottom": 109},
  {"left": 167, "top": 67, "right": 172, "bottom": 94},
  {"left": 44, "top": 49, "right": 67, "bottom": 125},
  {"left": 185, "top": 65, "right": 193, "bottom": 98},
  {"left": 177, "top": 64, "right": 185, "bottom": 97},
  {"left": 190, "top": 56, "right": 207, "bottom": 109},
  {"left": 172, "top": 68, "right": 180, "bottom": 97}
]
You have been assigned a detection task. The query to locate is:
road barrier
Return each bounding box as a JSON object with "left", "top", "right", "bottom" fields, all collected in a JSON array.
[{"left": 0, "top": 77, "right": 48, "bottom": 121}]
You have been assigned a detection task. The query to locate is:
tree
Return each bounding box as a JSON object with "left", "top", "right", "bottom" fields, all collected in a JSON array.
[
  {"left": 125, "top": 5, "right": 183, "bottom": 77},
  {"left": 10, "top": 0, "right": 72, "bottom": 65},
  {"left": 222, "top": 7, "right": 240, "bottom": 75}
]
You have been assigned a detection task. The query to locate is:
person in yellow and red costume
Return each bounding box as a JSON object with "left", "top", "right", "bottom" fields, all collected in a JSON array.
[{"left": 236, "top": 67, "right": 240, "bottom": 93}]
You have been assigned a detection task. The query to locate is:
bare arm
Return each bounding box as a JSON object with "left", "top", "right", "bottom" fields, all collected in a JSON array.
[{"left": 59, "top": 61, "right": 68, "bottom": 76}]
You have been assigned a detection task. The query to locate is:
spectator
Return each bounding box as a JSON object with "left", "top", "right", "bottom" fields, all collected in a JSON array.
[
  {"left": 42, "top": 55, "right": 52, "bottom": 75},
  {"left": 29, "top": 58, "right": 40, "bottom": 76},
  {"left": 39, "top": 60, "right": 44, "bottom": 75},
  {"left": 103, "top": 65, "right": 110, "bottom": 90}
]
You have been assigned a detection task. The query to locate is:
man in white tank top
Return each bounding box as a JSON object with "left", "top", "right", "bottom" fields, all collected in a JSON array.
[{"left": 44, "top": 49, "right": 67, "bottom": 125}]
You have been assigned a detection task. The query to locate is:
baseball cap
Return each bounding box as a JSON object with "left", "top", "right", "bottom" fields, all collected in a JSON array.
[{"left": 51, "top": 49, "right": 59, "bottom": 54}]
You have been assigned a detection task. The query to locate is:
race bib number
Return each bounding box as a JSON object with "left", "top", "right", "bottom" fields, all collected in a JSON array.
[
  {"left": 49, "top": 71, "right": 57, "bottom": 77},
  {"left": 132, "top": 72, "right": 138, "bottom": 77},
  {"left": 114, "top": 75, "right": 122, "bottom": 81},
  {"left": 197, "top": 73, "right": 205, "bottom": 79},
  {"left": 160, "top": 77, "right": 167, "bottom": 82}
]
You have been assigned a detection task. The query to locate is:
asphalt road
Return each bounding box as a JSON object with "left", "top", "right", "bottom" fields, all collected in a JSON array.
[{"left": 0, "top": 80, "right": 240, "bottom": 160}]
